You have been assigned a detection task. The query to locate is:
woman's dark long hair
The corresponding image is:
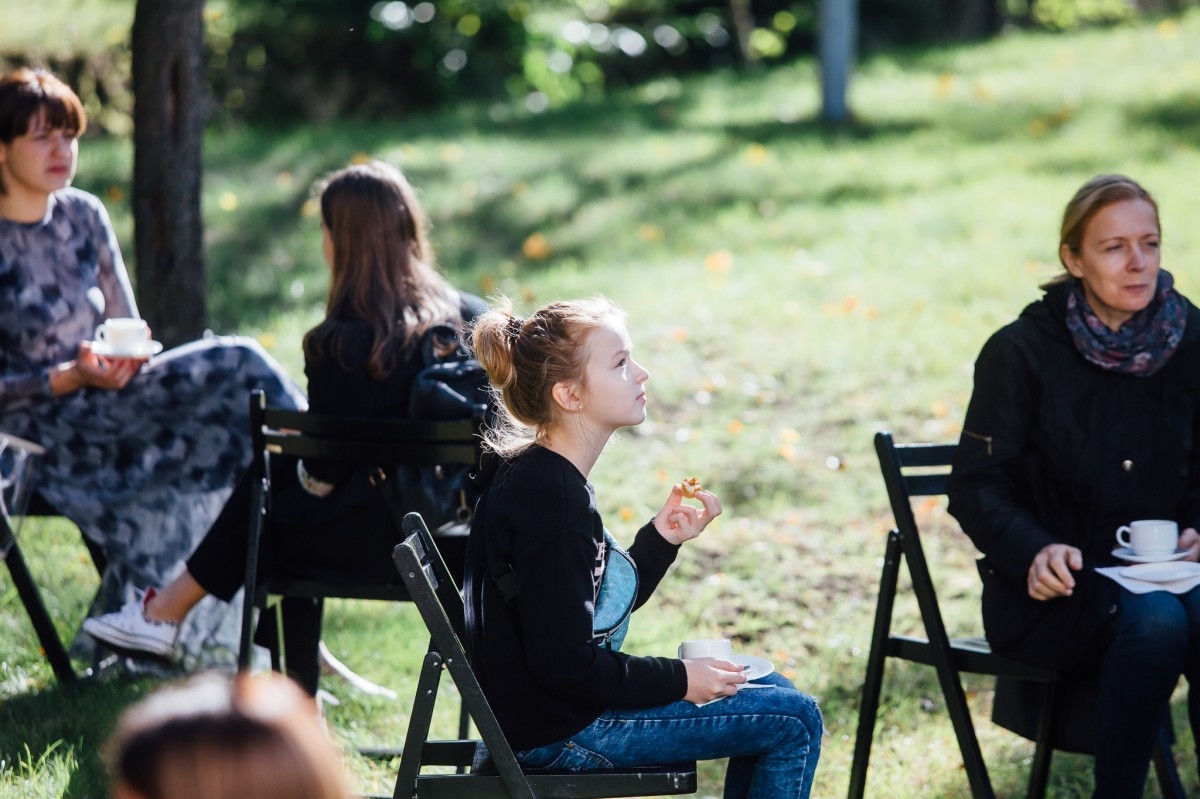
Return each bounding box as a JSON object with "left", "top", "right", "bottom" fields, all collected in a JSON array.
[{"left": 303, "top": 161, "right": 457, "bottom": 378}]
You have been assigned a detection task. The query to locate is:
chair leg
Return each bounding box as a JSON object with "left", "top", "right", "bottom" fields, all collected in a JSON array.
[
  {"left": 848, "top": 530, "right": 904, "bottom": 799},
  {"left": 2, "top": 535, "right": 76, "bottom": 682},
  {"left": 1024, "top": 680, "right": 1057, "bottom": 799},
  {"left": 1153, "top": 717, "right": 1186, "bottom": 799},
  {"left": 458, "top": 700, "right": 471, "bottom": 740},
  {"left": 393, "top": 650, "right": 446, "bottom": 799}
]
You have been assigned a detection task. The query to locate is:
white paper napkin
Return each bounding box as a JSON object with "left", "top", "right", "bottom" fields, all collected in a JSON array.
[{"left": 1096, "top": 562, "right": 1200, "bottom": 595}]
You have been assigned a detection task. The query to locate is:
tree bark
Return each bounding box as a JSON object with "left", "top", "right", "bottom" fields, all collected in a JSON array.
[
  {"left": 131, "top": 0, "right": 207, "bottom": 347},
  {"left": 728, "top": 0, "right": 757, "bottom": 67}
]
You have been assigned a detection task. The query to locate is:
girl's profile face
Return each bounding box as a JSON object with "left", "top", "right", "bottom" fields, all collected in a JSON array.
[
  {"left": 577, "top": 318, "right": 650, "bottom": 434},
  {"left": 0, "top": 109, "right": 79, "bottom": 200}
]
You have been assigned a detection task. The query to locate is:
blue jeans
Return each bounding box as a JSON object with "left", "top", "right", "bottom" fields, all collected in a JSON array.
[
  {"left": 1093, "top": 586, "right": 1200, "bottom": 799},
  {"left": 515, "top": 672, "right": 822, "bottom": 799}
]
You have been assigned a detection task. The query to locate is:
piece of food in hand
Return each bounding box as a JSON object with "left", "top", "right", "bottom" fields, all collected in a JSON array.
[{"left": 680, "top": 476, "right": 703, "bottom": 498}]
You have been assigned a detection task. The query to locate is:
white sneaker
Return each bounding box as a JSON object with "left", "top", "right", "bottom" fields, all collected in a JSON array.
[{"left": 83, "top": 587, "right": 180, "bottom": 661}]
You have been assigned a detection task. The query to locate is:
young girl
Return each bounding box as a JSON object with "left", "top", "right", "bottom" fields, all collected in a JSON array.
[
  {"left": 0, "top": 67, "right": 306, "bottom": 669},
  {"left": 85, "top": 161, "right": 485, "bottom": 692},
  {"left": 466, "top": 296, "right": 822, "bottom": 798}
]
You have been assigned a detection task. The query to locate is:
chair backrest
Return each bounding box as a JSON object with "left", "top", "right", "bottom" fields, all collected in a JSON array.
[
  {"left": 237, "top": 389, "right": 484, "bottom": 668},
  {"left": 875, "top": 431, "right": 956, "bottom": 535},
  {"left": 393, "top": 512, "right": 537, "bottom": 798},
  {"left": 249, "top": 390, "right": 481, "bottom": 479},
  {"left": 874, "top": 431, "right": 958, "bottom": 642}
]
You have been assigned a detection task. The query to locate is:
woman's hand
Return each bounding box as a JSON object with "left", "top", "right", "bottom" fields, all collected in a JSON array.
[
  {"left": 1026, "top": 543, "right": 1082, "bottom": 600},
  {"left": 49, "top": 341, "right": 145, "bottom": 396},
  {"left": 682, "top": 657, "right": 745, "bottom": 704},
  {"left": 653, "top": 484, "right": 723, "bottom": 545},
  {"left": 1179, "top": 527, "right": 1200, "bottom": 561}
]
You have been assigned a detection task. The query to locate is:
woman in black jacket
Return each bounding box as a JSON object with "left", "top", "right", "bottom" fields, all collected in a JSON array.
[
  {"left": 84, "top": 161, "right": 485, "bottom": 692},
  {"left": 947, "top": 174, "right": 1200, "bottom": 798}
]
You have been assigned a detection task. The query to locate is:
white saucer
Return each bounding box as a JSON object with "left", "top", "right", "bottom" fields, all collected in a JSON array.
[
  {"left": 91, "top": 340, "right": 163, "bottom": 359},
  {"left": 1120, "top": 561, "right": 1200, "bottom": 583},
  {"left": 1111, "top": 547, "right": 1189, "bottom": 563},
  {"left": 730, "top": 654, "right": 774, "bottom": 682}
]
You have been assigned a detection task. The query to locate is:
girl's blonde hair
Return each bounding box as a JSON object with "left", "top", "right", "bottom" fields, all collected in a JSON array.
[
  {"left": 110, "top": 672, "right": 351, "bottom": 799},
  {"left": 471, "top": 295, "right": 625, "bottom": 457}
]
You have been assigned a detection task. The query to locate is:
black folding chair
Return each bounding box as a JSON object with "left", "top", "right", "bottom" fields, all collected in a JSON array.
[
  {"left": 236, "top": 389, "right": 480, "bottom": 741},
  {"left": 848, "top": 430, "right": 1184, "bottom": 799},
  {"left": 1, "top": 427, "right": 108, "bottom": 683},
  {"left": 392, "top": 511, "right": 698, "bottom": 799},
  {"left": 0, "top": 494, "right": 92, "bottom": 682}
]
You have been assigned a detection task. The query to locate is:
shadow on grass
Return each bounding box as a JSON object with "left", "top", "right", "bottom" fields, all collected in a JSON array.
[
  {"left": 149, "top": 48, "right": 1200, "bottom": 335},
  {"left": 0, "top": 677, "right": 154, "bottom": 798},
  {"left": 1127, "top": 94, "right": 1200, "bottom": 151}
]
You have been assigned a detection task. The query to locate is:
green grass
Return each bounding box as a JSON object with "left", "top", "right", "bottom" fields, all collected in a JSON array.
[
  {"left": 6, "top": 9, "right": 1200, "bottom": 798},
  {"left": 0, "top": 0, "right": 132, "bottom": 58}
]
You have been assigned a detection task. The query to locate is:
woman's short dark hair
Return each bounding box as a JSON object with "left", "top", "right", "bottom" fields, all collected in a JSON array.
[{"left": 0, "top": 68, "right": 87, "bottom": 195}]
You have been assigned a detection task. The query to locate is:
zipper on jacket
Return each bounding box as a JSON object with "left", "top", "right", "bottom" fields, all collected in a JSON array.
[{"left": 963, "top": 429, "right": 993, "bottom": 456}]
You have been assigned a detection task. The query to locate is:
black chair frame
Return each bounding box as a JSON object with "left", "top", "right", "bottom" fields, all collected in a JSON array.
[
  {"left": 848, "top": 430, "right": 1184, "bottom": 799},
  {"left": 2, "top": 493, "right": 106, "bottom": 683},
  {"left": 392, "top": 511, "right": 698, "bottom": 799},
  {"left": 236, "top": 389, "right": 481, "bottom": 741}
]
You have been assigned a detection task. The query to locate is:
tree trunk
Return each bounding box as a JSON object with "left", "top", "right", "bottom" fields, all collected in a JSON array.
[
  {"left": 131, "top": 0, "right": 207, "bottom": 347},
  {"left": 728, "top": 0, "right": 757, "bottom": 67}
]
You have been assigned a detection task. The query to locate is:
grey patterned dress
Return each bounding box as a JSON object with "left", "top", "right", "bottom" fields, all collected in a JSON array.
[{"left": 0, "top": 188, "right": 307, "bottom": 670}]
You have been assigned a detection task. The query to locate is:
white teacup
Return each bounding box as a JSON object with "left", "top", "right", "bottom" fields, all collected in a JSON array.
[
  {"left": 1115, "top": 519, "right": 1179, "bottom": 556},
  {"left": 678, "top": 638, "right": 733, "bottom": 660},
  {"left": 94, "top": 317, "right": 148, "bottom": 356}
]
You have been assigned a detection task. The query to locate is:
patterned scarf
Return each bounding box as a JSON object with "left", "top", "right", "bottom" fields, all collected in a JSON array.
[{"left": 1064, "top": 269, "right": 1186, "bottom": 377}]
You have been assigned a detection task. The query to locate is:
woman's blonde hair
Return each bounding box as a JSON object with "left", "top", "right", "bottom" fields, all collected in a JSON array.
[
  {"left": 110, "top": 672, "right": 351, "bottom": 799},
  {"left": 471, "top": 295, "right": 625, "bottom": 456},
  {"left": 1042, "top": 173, "right": 1160, "bottom": 289},
  {"left": 303, "top": 161, "right": 457, "bottom": 379}
]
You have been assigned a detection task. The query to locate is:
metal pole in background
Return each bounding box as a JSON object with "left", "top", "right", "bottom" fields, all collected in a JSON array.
[{"left": 819, "top": 0, "right": 858, "bottom": 123}]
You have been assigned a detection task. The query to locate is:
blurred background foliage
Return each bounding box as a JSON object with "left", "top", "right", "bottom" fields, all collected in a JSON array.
[{"left": 1, "top": 0, "right": 1195, "bottom": 133}]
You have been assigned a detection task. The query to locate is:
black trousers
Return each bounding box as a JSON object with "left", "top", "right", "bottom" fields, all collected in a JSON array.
[{"left": 186, "top": 457, "right": 403, "bottom": 694}]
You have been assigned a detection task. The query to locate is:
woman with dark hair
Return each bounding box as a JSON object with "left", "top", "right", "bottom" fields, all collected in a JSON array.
[
  {"left": 0, "top": 67, "right": 306, "bottom": 669},
  {"left": 948, "top": 174, "right": 1200, "bottom": 798},
  {"left": 86, "top": 161, "right": 485, "bottom": 693}
]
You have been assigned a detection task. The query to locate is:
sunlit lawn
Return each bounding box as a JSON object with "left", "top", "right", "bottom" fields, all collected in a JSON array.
[{"left": 4, "top": 9, "right": 1200, "bottom": 798}]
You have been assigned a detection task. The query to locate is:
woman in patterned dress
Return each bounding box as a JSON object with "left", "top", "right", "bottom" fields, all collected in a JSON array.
[{"left": 0, "top": 68, "right": 306, "bottom": 670}]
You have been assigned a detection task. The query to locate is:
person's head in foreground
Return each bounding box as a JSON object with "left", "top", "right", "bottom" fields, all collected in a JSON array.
[
  {"left": 471, "top": 295, "right": 648, "bottom": 457},
  {"left": 1052, "top": 173, "right": 1162, "bottom": 331},
  {"left": 109, "top": 671, "right": 351, "bottom": 799},
  {"left": 0, "top": 67, "right": 86, "bottom": 200}
]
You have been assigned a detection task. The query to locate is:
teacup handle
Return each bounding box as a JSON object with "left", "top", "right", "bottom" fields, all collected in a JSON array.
[
  {"left": 1116, "top": 525, "right": 1133, "bottom": 548},
  {"left": 94, "top": 324, "right": 108, "bottom": 343}
]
